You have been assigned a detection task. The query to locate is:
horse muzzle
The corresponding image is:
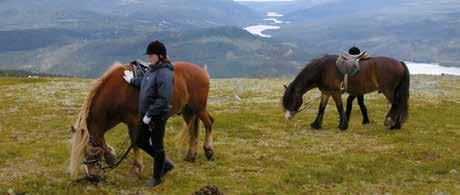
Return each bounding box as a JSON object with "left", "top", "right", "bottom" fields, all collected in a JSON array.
[{"left": 285, "top": 110, "right": 296, "bottom": 120}]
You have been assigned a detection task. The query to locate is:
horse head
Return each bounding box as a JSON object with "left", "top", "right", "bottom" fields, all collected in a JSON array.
[
  {"left": 282, "top": 83, "right": 303, "bottom": 120},
  {"left": 69, "top": 124, "right": 109, "bottom": 182}
]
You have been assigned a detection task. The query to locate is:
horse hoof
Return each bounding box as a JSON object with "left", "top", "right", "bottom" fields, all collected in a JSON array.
[
  {"left": 362, "top": 120, "right": 370, "bottom": 125},
  {"left": 104, "top": 154, "right": 117, "bottom": 167},
  {"left": 339, "top": 123, "right": 348, "bottom": 131},
  {"left": 184, "top": 156, "right": 196, "bottom": 162},
  {"left": 105, "top": 158, "right": 117, "bottom": 168},
  {"left": 87, "top": 175, "right": 102, "bottom": 185},
  {"left": 184, "top": 153, "right": 197, "bottom": 162},
  {"left": 130, "top": 166, "right": 144, "bottom": 179},
  {"left": 384, "top": 117, "right": 393, "bottom": 127},
  {"left": 339, "top": 118, "right": 348, "bottom": 130},
  {"left": 204, "top": 147, "right": 214, "bottom": 161},
  {"left": 390, "top": 123, "right": 401, "bottom": 130},
  {"left": 310, "top": 122, "right": 322, "bottom": 130}
]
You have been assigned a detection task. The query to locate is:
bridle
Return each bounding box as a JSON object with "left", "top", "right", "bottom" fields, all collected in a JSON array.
[
  {"left": 82, "top": 136, "right": 104, "bottom": 175},
  {"left": 82, "top": 135, "right": 133, "bottom": 177}
]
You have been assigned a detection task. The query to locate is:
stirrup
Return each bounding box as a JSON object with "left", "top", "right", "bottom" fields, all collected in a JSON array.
[
  {"left": 340, "top": 82, "right": 346, "bottom": 93},
  {"left": 340, "top": 74, "right": 348, "bottom": 93}
]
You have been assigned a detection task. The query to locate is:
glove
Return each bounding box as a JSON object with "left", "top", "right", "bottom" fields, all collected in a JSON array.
[
  {"left": 142, "top": 115, "right": 151, "bottom": 124},
  {"left": 123, "top": 70, "right": 134, "bottom": 83}
]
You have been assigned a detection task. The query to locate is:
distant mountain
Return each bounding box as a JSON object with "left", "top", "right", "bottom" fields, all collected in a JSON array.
[
  {"left": 1, "top": 0, "right": 302, "bottom": 77},
  {"left": 0, "top": 0, "right": 259, "bottom": 31},
  {"left": 238, "top": 0, "right": 339, "bottom": 14},
  {"left": 1, "top": 0, "right": 460, "bottom": 77},
  {"left": 269, "top": 0, "right": 460, "bottom": 67},
  {"left": 0, "top": 26, "right": 311, "bottom": 77}
]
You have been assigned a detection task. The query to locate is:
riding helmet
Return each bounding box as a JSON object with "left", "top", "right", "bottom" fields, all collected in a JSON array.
[
  {"left": 348, "top": 46, "right": 361, "bottom": 55},
  {"left": 145, "top": 40, "right": 167, "bottom": 57}
]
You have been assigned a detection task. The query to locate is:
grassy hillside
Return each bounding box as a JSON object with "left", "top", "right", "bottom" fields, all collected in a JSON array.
[{"left": 0, "top": 75, "right": 459, "bottom": 194}]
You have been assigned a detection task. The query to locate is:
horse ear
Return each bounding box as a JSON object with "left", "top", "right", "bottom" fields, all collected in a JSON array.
[{"left": 283, "top": 84, "right": 288, "bottom": 90}]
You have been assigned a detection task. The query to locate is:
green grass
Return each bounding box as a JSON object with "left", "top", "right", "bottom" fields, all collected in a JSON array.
[{"left": 0, "top": 75, "right": 459, "bottom": 194}]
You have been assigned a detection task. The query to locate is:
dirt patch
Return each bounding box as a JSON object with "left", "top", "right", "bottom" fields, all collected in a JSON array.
[{"left": 192, "top": 185, "right": 224, "bottom": 195}]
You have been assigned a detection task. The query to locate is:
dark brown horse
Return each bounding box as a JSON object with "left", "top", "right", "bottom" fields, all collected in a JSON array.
[
  {"left": 282, "top": 55, "right": 409, "bottom": 130},
  {"left": 69, "top": 61, "right": 214, "bottom": 179}
]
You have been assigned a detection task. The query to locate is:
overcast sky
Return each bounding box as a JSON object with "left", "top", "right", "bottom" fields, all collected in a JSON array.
[{"left": 234, "top": 0, "right": 294, "bottom": 2}]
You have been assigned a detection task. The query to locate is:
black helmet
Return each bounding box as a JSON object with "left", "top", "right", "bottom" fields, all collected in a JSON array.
[
  {"left": 348, "top": 46, "right": 361, "bottom": 55},
  {"left": 145, "top": 40, "right": 167, "bottom": 57}
]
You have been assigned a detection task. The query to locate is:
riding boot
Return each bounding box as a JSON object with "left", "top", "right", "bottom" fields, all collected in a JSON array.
[{"left": 146, "top": 149, "right": 166, "bottom": 187}]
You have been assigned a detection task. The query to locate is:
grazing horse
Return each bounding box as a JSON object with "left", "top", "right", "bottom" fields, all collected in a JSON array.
[
  {"left": 282, "top": 55, "right": 409, "bottom": 130},
  {"left": 69, "top": 62, "right": 215, "bottom": 180}
]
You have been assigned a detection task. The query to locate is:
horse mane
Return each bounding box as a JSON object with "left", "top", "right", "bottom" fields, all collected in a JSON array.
[
  {"left": 68, "top": 62, "right": 124, "bottom": 177},
  {"left": 282, "top": 55, "right": 330, "bottom": 109},
  {"left": 293, "top": 55, "right": 330, "bottom": 86}
]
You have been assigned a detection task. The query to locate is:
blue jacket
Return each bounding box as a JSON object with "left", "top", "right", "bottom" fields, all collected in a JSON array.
[{"left": 130, "top": 62, "right": 174, "bottom": 118}]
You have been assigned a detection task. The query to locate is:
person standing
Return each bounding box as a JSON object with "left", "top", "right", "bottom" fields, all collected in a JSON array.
[{"left": 123, "top": 40, "right": 175, "bottom": 187}]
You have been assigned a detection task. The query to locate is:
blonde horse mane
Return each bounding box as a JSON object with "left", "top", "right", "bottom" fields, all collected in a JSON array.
[{"left": 68, "top": 62, "right": 124, "bottom": 177}]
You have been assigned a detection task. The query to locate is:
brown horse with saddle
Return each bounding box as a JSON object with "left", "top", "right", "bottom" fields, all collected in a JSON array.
[
  {"left": 69, "top": 61, "right": 214, "bottom": 180},
  {"left": 282, "top": 53, "right": 410, "bottom": 130}
]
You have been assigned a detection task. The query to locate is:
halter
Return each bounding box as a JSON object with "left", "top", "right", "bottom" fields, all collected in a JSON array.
[{"left": 82, "top": 136, "right": 103, "bottom": 172}]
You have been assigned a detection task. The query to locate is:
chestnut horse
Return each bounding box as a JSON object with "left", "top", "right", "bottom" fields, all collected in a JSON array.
[
  {"left": 69, "top": 62, "right": 214, "bottom": 179},
  {"left": 282, "top": 55, "right": 409, "bottom": 130}
]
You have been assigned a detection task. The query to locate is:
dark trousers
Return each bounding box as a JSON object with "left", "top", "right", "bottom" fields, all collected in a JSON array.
[{"left": 136, "top": 116, "right": 167, "bottom": 180}]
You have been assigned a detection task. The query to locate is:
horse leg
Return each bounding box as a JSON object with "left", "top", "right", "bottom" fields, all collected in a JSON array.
[
  {"left": 386, "top": 92, "right": 404, "bottom": 130},
  {"left": 311, "top": 93, "right": 330, "bottom": 129},
  {"left": 332, "top": 92, "right": 348, "bottom": 130},
  {"left": 130, "top": 147, "right": 144, "bottom": 178},
  {"left": 97, "top": 126, "right": 117, "bottom": 167},
  {"left": 345, "top": 95, "right": 356, "bottom": 122},
  {"left": 90, "top": 124, "right": 117, "bottom": 167},
  {"left": 103, "top": 142, "right": 117, "bottom": 167},
  {"left": 183, "top": 111, "right": 200, "bottom": 162},
  {"left": 127, "top": 121, "right": 144, "bottom": 178},
  {"left": 382, "top": 91, "right": 396, "bottom": 129},
  {"left": 357, "top": 95, "right": 370, "bottom": 124},
  {"left": 200, "top": 110, "right": 215, "bottom": 161}
]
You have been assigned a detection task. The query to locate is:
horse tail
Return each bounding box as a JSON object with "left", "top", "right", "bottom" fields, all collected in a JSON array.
[
  {"left": 176, "top": 106, "right": 196, "bottom": 146},
  {"left": 177, "top": 115, "right": 200, "bottom": 145},
  {"left": 392, "top": 61, "right": 410, "bottom": 128},
  {"left": 178, "top": 119, "right": 192, "bottom": 145}
]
